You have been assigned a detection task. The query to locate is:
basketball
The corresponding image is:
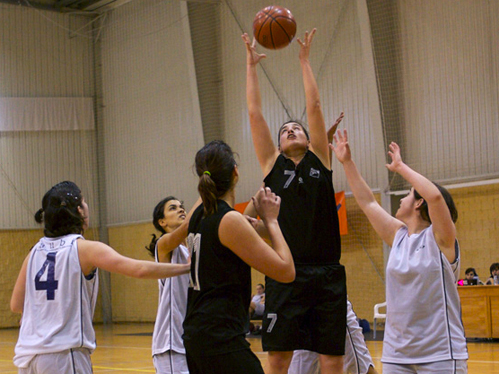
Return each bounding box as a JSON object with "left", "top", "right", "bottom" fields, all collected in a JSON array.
[{"left": 253, "top": 6, "right": 297, "bottom": 50}]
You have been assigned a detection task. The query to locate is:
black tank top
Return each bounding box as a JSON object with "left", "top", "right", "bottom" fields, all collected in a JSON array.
[
  {"left": 183, "top": 200, "right": 251, "bottom": 355},
  {"left": 264, "top": 151, "right": 341, "bottom": 265}
]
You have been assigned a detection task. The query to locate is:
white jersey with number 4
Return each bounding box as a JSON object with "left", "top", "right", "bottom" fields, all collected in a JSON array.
[{"left": 14, "top": 234, "right": 99, "bottom": 368}]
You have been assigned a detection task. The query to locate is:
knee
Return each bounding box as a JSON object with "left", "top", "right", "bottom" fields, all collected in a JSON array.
[
  {"left": 319, "top": 354, "right": 343, "bottom": 373},
  {"left": 267, "top": 351, "right": 293, "bottom": 373}
]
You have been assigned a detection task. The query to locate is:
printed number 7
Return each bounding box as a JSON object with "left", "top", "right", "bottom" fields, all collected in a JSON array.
[{"left": 35, "top": 252, "right": 59, "bottom": 300}]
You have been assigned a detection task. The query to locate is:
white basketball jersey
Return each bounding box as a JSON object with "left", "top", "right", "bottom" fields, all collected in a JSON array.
[
  {"left": 382, "top": 225, "right": 468, "bottom": 364},
  {"left": 152, "top": 244, "right": 190, "bottom": 356},
  {"left": 14, "top": 235, "right": 99, "bottom": 368}
]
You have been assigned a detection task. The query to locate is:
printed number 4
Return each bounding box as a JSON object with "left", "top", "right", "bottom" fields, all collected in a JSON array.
[{"left": 35, "top": 252, "right": 59, "bottom": 300}]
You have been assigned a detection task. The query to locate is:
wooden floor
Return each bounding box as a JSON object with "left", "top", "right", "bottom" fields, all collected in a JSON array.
[{"left": 1, "top": 323, "right": 498, "bottom": 373}]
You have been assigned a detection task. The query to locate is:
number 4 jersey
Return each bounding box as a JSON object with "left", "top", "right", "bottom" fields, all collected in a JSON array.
[{"left": 14, "top": 234, "right": 99, "bottom": 368}]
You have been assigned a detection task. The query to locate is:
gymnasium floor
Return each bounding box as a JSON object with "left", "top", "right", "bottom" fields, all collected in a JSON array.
[{"left": 0, "top": 323, "right": 498, "bottom": 373}]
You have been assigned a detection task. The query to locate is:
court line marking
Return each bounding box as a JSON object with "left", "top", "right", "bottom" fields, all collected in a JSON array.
[{"left": 93, "top": 366, "right": 154, "bottom": 372}]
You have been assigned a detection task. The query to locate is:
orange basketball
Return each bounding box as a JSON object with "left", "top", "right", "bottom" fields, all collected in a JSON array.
[{"left": 253, "top": 5, "right": 297, "bottom": 50}]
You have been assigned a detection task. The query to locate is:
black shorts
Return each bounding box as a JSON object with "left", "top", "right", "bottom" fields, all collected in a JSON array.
[
  {"left": 262, "top": 264, "right": 347, "bottom": 355},
  {"left": 185, "top": 347, "right": 264, "bottom": 374}
]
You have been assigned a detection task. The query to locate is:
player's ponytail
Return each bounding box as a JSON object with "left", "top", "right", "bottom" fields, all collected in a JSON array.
[{"left": 195, "top": 140, "right": 237, "bottom": 216}]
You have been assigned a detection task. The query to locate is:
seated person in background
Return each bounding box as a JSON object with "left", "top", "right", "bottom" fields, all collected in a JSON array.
[
  {"left": 249, "top": 283, "right": 265, "bottom": 319},
  {"left": 485, "top": 262, "right": 499, "bottom": 285},
  {"left": 248, "top": 283, "right": 265, "bottom": 335},
  {"left": 462, "top": 267, "right": 484, "bottom": 285}
]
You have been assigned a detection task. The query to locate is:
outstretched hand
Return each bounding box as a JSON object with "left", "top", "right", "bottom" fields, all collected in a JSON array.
[
  {"left": 385, "top": 142, "right": 404, "bottom": 172},
  {"left": 330, "top": 129, "right": 351, "bottom": 164},
  {"left": 242, "top": 33, "right": 266, "bottom": 66},
  {"left": 252, "top": 187, "right": 280, "bottom": 223},
  {"left": 327, "top": 112, "right": 344, "bottom": 143},
  {"left": 297, "top": 28, "right": 317, "bottom": 61}
]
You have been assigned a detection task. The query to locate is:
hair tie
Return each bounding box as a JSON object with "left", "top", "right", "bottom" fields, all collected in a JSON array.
[{"left": 203, "top": 171, "right": 211, "bottom": 176}]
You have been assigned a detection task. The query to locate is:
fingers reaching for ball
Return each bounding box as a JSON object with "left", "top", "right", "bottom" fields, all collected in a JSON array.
[
  {"left": 242, "top": 33, "right": 266, "bottom": 66},
  {"left": 297, "top": 28, "right": 317, "bottom": 61}
]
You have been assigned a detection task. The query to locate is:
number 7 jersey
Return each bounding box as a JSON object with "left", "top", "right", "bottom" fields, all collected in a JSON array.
[{"left": 14, "top": 234, "right": 99, "bottom": 368}]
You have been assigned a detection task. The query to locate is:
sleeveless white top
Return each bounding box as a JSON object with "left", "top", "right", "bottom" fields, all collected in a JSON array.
[
  {"left": 382, "top": 225, "right": 468, "bottom": 364},
  {"left": 14, "top": 235, "right": 98, "bottom": 368},
  {"left": 152, "top": 244, "right": 190, "bottom": 356}
]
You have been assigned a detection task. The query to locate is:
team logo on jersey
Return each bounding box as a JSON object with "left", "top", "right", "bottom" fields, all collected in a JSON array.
[{"left": 309, "top": 168, "right": 320, "bottom": 178}]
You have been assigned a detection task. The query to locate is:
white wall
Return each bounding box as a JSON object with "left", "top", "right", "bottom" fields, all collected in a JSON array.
[
  {"left": 99, "top": 0, "right": 204, "bottom": 224},
  {"left": 0, "top": 4, "right": 96, "bottom": 229},
  {"left": 396, "top": 0, "right": 499, "bottom": 184}
]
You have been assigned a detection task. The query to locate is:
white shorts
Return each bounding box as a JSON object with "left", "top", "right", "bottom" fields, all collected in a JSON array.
[
  {"left": 153, "top": 350, "right": 189, "bottom": 374},
  {"left": 288, "top": 299, "right": 374, "bottom": 374},
  {"left": 382, "top": 360, "right": 467, "bottom": 374},
  {"left": 18, "top": 348, "right": 92, "bottom": 374}
]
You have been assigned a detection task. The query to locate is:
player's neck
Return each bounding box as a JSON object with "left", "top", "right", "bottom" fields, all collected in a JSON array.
[
  {"left": 283, "top": 149, "right": 306, "bottom": 166},
  {"left": 220, "top": 189, "right": 235, "bottom": 208}
]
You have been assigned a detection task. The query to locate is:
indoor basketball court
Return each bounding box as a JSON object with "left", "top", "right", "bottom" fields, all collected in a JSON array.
[{"left": 1, "top": 0, "right": 498, "bottom": 373}]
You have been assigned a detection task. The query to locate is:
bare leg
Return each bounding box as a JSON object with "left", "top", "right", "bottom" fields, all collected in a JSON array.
[
  {"left": 266, "top": 351, "right": 294, "bottom": 374},
  {"left": 318, "top": 354, "right": 343, "bottom": 374}
]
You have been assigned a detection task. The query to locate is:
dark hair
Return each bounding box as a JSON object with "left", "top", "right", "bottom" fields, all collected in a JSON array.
[
  {"left": 35, "top": 181, "right": 85, "bottom": 238},
  {"left": 413, "top": 183, "right": 458, "bottom": 224},
  {"left": 465, "top": 268, "right": 477, "bottom": 276},
  {"left": 277, "top": 120, "right": 310, "bottom": 147},
  {"left": 490, "top": 262, "right": 499, "bottom": 276},
  {"left": 257, "top": 283, "right": 265, "bottom": 290},
  {"left": 195, "top": 140, "right": 237, "bottom": 216},
  {"left": 145, "top": 196, "right": 179, "bottom": 258}
]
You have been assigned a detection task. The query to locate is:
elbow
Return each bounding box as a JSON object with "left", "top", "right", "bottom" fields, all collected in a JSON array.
[
  {"left": 248, "top": 111, "right": 264, "bottom": 122},
  {"left": 309, "top": 99, "right": 321, "bottom": 111},
  {"left": 276, "top": 266, "right": 296, "bottom": 284},
  {"left": 135, "top": 264, "right": 150, "bottom": 279},
  {"left": 10, "top": 300, "right": 23, "bottom": 314}
]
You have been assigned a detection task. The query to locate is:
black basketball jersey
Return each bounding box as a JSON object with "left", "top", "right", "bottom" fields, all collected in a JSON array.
[
  {"left": 183, "top": 200, "right": 252, "bottom": 356},
  {"left": 264, "top": 151, "right": 341, "bottom": 265}
]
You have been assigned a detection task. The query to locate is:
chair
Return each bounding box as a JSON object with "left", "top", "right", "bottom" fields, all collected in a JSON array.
[{"left": 373, "top": 302, "right": 386, "bottom": 339}]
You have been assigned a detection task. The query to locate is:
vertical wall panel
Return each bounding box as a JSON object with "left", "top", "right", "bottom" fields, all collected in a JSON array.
[
  {"left": 0, "top": 4, "right": 96, "bottom": 229},
  {"left": 99, "top": 0, "right": 204, "bottom": 224},
  {"left": 392, "top": 0, "right": 499, "bottom": 188}
]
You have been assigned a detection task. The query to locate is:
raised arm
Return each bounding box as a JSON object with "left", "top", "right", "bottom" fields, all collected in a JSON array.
[
  {"left": 220, "top": 187, "right": 295, "bottom": 283},
  {"left": 242, "top": 33, "right": 279, "bottom": 176},
  {"left": 327, "top": 112, "right": 344, "bottom": 164},
  {"left": 78, "top": 239, "right": 190, "bottom": 280},
  {"left": 332, "top": 130, "right": 404, "bottom": 246},
  {"left": 156, "top": 197, "right": 202, "bottom": 263},
  {"left": 386, "top": 142, "right": 457, "bottom": 263},
  {"left": 298, "top": 29, "right": 330, "bottom": 168}
]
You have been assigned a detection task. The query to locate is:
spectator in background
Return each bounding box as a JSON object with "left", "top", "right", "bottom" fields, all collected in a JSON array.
[
  {"left": 462, "top": 267, "right": 483, "bottom": 285},
  {"left": 249, "top": 283, "right": 265, "bottom": 319},
  {"left": 485, "top": 263, "right": 499, "bottom": 285}
]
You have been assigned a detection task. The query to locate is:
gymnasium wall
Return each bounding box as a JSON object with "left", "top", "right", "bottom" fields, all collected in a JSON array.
[
  {"left": 0, "top": 5, "right": 98, "bottom": 229},
  {"left": 97, "top": 0, "right": 204, "bottom": 224}
]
